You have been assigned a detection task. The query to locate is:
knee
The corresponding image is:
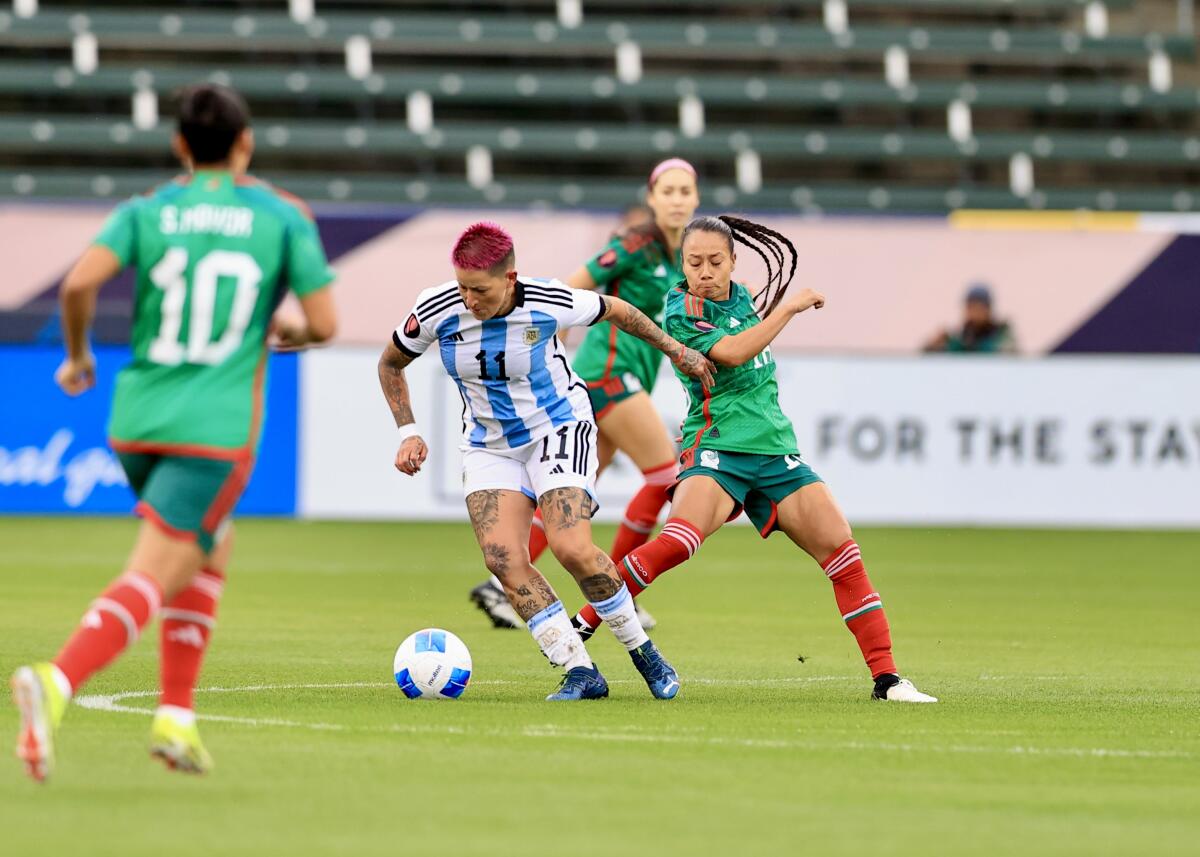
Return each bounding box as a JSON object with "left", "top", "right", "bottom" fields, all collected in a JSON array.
[
  {"left": 815, "top": 526, "right": 855, "bottom": 566},
  {"left": 481, "top": 541, "right": 523, "bottom": 580},
  {"left": 548, "top": 537, "right": 597, "bottom": 574}
]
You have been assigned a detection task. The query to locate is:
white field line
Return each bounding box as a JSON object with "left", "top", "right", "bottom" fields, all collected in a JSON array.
[{"left": 73, "top": 681, "right": 1193, "bottom": 761}]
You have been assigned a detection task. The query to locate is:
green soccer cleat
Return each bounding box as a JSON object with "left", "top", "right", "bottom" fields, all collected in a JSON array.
[
  {"left": 149, "top": 710, "right": 214, "bottom": 775},
  {"left": 11, "top": 663, "right": 69, "bottom": 783}
]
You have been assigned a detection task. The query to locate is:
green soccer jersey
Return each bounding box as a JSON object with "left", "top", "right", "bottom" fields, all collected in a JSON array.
[
  {"left": 573, "top": 224, "right": 683, "bottom": 392},
  {"left": 664, "top": 282, "right": 799, "bottom": 457},
  {"left": 98, "top": 170, "right": 334, "bottom": 454}
]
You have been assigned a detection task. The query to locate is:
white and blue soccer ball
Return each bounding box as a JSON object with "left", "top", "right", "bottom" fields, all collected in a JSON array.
[{"left": 393, "top": 628, "right": 472, "bottom": 700}]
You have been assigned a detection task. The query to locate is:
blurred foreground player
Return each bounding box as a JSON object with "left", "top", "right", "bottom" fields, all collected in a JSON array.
[
  {"left": 11, "top": 83, "right": 337, "bottom": 781},
  {"left": 572, "top": 215, "right": 937, "bottom": 704}
]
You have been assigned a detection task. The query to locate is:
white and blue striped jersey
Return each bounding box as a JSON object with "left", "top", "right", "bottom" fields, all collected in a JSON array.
[{"left": 393, "top": 277, "right": 607, "bottom": 450}]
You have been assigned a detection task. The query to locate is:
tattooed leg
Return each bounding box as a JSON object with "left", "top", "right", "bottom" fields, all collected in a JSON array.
[
  {"left": 537, "top": 487, "right": 607, "bottom": 584},
  {"left": 467, "top": 489, "right": 549, "bottom": 616},
  {"left": 508, "top": 573, "right": 560, "bottom": 623},
  {"left": 539, "top": 487, "right": 650, "bottom": 651},
  {"left": 466, "top": 488, "right": 592, "bottom": 670}
]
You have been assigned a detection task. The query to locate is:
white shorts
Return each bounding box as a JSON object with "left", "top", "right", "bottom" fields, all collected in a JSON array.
[{"left": 462, "top": 421, "right": 599, "bottom": 511}]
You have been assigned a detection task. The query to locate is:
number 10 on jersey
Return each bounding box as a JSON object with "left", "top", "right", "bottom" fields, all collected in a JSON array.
[{"left": 147, "top": 247, "right": 263, "bottom": 366}]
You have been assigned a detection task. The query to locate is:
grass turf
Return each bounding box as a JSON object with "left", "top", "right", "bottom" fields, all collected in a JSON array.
[{"left": 1, "top": 518, "right": 1198, "bottom": 856}]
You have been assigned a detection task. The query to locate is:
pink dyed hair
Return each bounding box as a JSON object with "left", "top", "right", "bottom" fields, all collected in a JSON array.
[
  {"left": 648, "top": 157, "right": 697, "bottom": 190},
  {"left": 451, "top": 221, "right": 515, "bottom": 271}
]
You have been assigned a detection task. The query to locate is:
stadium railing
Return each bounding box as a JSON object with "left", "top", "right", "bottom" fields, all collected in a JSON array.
[
  {"left": 2, "top": 10, "right": 1191, "bottom": 62},
  {"left": 2, "top": 166, "right": 1192, "bottom": 214},
  {"left": 2, "top": 61, "right": 1197, "bottom": 114}
]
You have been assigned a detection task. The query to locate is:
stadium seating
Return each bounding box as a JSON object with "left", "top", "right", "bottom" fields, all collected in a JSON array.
[{"left": 0, "top": 1, "right": 1196, "bottom": 212}]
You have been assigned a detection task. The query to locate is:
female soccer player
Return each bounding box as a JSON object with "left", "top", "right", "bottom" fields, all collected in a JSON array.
[
  {"left": 11, "top": 83, "right": 338, "bottom": 782},
  {"left": 571, "top": 215, "right": 938, "bottom": 704},
  {"left": 469, "top": 159, "right": 700, "bottom": 629},
  {"left": 378, "top": 222, "right": 714, "bottom": 701}
]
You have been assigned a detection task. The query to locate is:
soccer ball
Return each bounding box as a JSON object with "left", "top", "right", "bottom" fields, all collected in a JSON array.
[{"left": 392, "top": 628, "right": 472, "bottom": 700}]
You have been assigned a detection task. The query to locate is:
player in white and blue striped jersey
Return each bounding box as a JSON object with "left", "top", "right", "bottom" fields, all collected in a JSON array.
[{"left": 378, "top": 222, "right": 714, "bottom": 700}]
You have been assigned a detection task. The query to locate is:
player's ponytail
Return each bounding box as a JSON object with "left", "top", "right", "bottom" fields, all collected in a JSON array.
[{"left": 681, "top": 215, "right": 799, "bottom": 318}]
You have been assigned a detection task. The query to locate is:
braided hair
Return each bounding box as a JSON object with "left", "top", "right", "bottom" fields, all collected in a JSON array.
[{"left": 681, "top": 215, "right": 799, "bottom": 318}]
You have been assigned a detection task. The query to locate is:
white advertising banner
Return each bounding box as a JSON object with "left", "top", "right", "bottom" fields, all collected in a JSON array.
[{"left": 301, "top": 349, "right": 1200, "bottom": 528}]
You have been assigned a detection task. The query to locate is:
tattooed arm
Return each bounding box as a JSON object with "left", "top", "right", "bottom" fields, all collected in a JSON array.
[
  {"left": 600, "top": 297, "right": 716, "bottom": 388},
  {"left": 377, "top": 341, "right": 428, "bottom": 475}
]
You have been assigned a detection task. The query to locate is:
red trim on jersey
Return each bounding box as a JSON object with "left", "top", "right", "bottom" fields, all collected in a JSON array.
[
  {"left": 234, "top": 174, "right": 316, "bottom": 220},
  {"left": 681, "top": 384, "right": 714, "bottom": 467},
  {"left": 201, "top": 355, "right": 265, "bottom": 531},
  {"left": 111, "top": 348, "right": 265, "bottom": 469},
  {"left": 599, "top": 280, "right": 621, "bottom": 382},
  {"left": 110, "top": 440, "right": 243, "bottom": 461},
  {"left": 136, "top": 501, "right": 198, "bottom": 543}
]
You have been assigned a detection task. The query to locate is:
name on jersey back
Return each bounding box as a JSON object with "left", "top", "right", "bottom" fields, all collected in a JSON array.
[{"left": 160, "top": 205, "right": 254, "bottom": 238}]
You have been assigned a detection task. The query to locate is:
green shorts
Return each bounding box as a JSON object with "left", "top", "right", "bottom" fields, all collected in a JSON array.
[
  {"left": 116, "top": 451, "right": 255, "bottom": 553},
  {"left": 675, "top": 448, "right": 823, "bottom": 537},
  {"left": 586, "top": 372, "right": 646, "bottom": 419}
]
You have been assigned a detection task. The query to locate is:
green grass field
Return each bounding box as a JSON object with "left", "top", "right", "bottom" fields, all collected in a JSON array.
[{"left": 1, "top": 518, "right": 1198, "bottom": 856}]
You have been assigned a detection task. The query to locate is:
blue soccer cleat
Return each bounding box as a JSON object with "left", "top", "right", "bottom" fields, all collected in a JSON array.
[
  {"left": 546, "top": 665, "right": 609, "bottom": 701},
  {"left": 629, "top": 640, "right": 680, "bottom": 700}
]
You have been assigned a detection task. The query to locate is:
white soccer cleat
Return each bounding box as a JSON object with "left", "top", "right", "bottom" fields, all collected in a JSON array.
[
  {"left": 876, "top": 677, "right": 938, "bottom": 703},
  {"left": 634, "top": 601, "right": 657, "bottom": 631},
  {"left": 11, "top": 664, "right": 68, "bottom": 783}
]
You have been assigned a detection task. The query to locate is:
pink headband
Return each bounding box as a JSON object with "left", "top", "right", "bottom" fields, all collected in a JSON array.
[{"left": 648, "top": 157, "right": 697, "bottom": 189}]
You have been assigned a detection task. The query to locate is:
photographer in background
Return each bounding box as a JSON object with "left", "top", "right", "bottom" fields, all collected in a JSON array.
[{"left": 924, "top": 283, "right": 1016, "bottom": 354}]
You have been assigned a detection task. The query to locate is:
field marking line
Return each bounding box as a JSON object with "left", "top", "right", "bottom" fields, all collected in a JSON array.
[{"left": 73, "top": 681, "right": 1195, "bottom": 761}]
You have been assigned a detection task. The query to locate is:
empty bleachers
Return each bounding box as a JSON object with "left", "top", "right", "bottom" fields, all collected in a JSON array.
[{"left": 0, "top": 1, "right": 1196, "bottom": 212}]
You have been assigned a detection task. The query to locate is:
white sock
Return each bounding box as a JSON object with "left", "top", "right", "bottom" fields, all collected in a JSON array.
[
  {"left": 528, "top": 601, "right": 592, "bottom": 670},
  {"left": 155, "top": 704, "right": 196, "bottom": 726},
  {"left": 590, "top": 584, "right": 649, "bottom": 651},
  {"left": 489, "top": 574, "right": 503, "bottom": 589},
  {"left": 49, "top": 663, "right": 73, "bottom": 701}
]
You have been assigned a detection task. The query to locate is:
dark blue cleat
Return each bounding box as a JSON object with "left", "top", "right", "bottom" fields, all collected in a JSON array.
[
  {"left": 546, "top": 665, "right": 609, "bottom": 701},
  {"left": 630, "top": 640, "right": 680, "bottom": 700}
]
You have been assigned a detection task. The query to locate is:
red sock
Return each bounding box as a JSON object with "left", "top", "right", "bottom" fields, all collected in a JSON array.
[
  {"left": 528, "top": 509, "right": 549, "bottom": 563},
  {"left": 821, "top": 541, "right": 897, "bottom": 679},
  {"left": 160, "top": 567, "right": 225, "bottom": 710},
  {"left": 54, "top": 571, "right": 163, "bottom": 693},
  {"left": 577, "top": 518, "right": 702, "bottom": 629},
  {"left": 610, "top": 462, "right": 677, "bottom": 564}
]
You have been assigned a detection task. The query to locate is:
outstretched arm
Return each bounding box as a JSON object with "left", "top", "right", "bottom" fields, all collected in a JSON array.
[
  {"left": 56, "top": 245, "right": 122, "bottom": 395},
  {"left": 564, "top": 266, "right": 598, "bottom": 291},
  {"left": 377, "top": 341, "right": 428, "bottom": 475},
  {"left": 600, "top": 296, "right": 715, "bottom": 388},
  {"left": 707, "top": 288, "right": 825, "bottom": 368}
]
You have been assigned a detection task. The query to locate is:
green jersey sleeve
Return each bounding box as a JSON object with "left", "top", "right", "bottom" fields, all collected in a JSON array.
[
  {"left": 93, "top": 199, "right": 139, "bottom": 267},
  {"left": 584, "top": 230, "right": 656, "bottom": 289},
  {"left": 665, "top": 295, "right": 728, "bottom": 356},
  {"left": 286, "top": 215, "right": 335, "bottom": 297}
]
